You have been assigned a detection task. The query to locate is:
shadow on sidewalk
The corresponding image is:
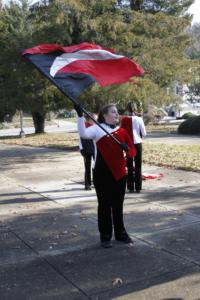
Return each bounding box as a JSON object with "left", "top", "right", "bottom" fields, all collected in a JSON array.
[{"left": 1, "top": 191, "right": 200, "bottom": 299}]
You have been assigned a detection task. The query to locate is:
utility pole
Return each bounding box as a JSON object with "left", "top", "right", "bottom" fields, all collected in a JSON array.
[{"left": 19, "top": 109, "right": 25, "bottom": 137}]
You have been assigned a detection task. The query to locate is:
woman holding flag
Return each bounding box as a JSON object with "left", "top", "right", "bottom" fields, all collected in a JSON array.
[
  {"left": 22, "top": 41, "right": 144, "bottom": 248},
  {"left": 75, "top": 103, "right": 136, "bottom": 248}
]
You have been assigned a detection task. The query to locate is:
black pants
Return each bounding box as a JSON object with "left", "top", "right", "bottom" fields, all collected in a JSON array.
[
  {"left": 83, "top": 153, "right": 93, "bottom": 187},
  {"left": 93, "top": 167, "right": 127, "bottom": 241},
  {"left": 127, "top": 143, "right": 142, "bottom": 191}
]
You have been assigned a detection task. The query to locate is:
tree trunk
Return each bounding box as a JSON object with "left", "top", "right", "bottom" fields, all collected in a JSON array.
[
  {"left": 31, "top": 111, "right": 46, "bottom": 134},
  {"left": 130, "top": 0, "right": 143, "bottom": 10}
]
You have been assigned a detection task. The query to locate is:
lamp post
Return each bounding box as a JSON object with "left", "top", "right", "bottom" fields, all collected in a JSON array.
[{"left": 19, "top": 109, "right": 25, "bottom": 137}]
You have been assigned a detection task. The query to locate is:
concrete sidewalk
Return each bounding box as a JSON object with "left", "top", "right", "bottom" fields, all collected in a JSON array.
[{"left": 1, "top": 143, "right": 200, "bottom": 300}]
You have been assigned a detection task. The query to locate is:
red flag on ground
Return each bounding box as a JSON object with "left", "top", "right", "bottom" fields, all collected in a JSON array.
[{"left": 142, "top": 173, "right": 164, "bottom": 180}]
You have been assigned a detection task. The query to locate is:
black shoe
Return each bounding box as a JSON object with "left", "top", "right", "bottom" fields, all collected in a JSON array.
[
  {"left": 135, "top": 189, "right": 141, "bottom": 193},
  {"left": 101, "top": 240, "right": 112, "bottom": 248},
  {"left": 85, "top": 185, "right": 92, "bottom": 190},
  {"left": 128, "top": 189, "right": 134, "bottom": 193},
  {"left": 115, "top": 234, "right": 133, "bottom": 244}
]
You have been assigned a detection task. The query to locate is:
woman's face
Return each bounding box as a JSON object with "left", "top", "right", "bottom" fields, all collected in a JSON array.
[{"left": 104, "top": 106, "right": 119, "bottom": 125}]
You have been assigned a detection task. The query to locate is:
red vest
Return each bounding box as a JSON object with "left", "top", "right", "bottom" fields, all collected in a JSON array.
[
  {"left": 120, "top": 116, "right": 134, "bottom": 143},
  {"left": 85, "top": 121, "right": 92, "bottom": 128},
  {"left": 96, "top": 127, "right": 136, "bottom": 181}
]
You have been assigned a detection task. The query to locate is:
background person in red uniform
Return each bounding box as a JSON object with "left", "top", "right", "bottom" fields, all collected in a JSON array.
[
  {"left": 75, "top": 103, "right": 136, "bottom": 248},
  {"left": 121, "top": 102, "right": 146, "bottom": 193}
]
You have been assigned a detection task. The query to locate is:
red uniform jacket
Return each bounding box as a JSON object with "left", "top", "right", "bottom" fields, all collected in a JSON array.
[
  {"left": 96, "top": 127, "right": 136, "bottom": 181},
  {"left": 120, "top": 116, "right": 134, "bottom": 143}
]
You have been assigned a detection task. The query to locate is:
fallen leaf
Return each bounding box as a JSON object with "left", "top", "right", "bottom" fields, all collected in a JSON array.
[
  {"left": 72, "top": 225, "right": 78, "bottom": 229},
  {"left": 71, "top": 233, "right": 78, "bottom": 237},
  {"left": 112, "top": 278, "right": 123, "bottom": 286},
  {"left": 176, "top": 238, "right": 184, "bottom": 242},
  {"left": 62, "top": 230, "right": 68, "bottom": 234}
]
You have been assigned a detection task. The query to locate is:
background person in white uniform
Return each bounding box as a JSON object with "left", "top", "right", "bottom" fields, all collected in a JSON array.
[{"left": 121, "top": 102, "right": 146, "bottom": 193}]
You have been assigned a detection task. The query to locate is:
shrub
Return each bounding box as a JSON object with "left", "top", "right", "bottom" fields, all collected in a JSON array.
[
  {"left": 178, "top": 116, "right": 200, "bottom": 135},
  {"left": 182, "top": 112, "right": 197, "bottom": 119}
]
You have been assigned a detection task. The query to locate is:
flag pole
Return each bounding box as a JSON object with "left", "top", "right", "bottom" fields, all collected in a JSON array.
[
  {"left": 67, "top": 99, "right": 122, "bottom": 146},
  {"left": 23, "top": 54, "right": 122, "bottom": 146}
]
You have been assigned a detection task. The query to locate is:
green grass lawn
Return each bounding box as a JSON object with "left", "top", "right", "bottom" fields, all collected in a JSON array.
[
  {"left": 143, "top": 142, "right": 200, "bottom": 172},
  {"left": 0, "top": 129, "right": 200, "bottom": 172},
  {"left": 0, "top": 132, "right": 79, "bottom": 150}
]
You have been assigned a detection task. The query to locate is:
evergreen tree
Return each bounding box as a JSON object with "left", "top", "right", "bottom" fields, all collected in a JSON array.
[
  {"left": 77, "top": 0, "right": 194, "bottom": 111},
  {"left": 0, "top": 0, "right": 70, "bottom": 132},
  {"left": 186, "top": 23, "right": 200, "bottom": 102},
  {"left": 118, "top": 0, "right": 194, "bottom": 15},
  {"left": 0, "top": 0, "right": 196, "bottom": 129}
]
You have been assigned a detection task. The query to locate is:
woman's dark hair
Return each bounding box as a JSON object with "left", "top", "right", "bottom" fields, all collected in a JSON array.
[
  {"left": 84, "top": 113, "right": 92, "bottom": 121},
  {"left": 126, "top": 102, "right": 137, "bottom": 114},
  {"left": 97, "top": 104, "right": 116, "bottom": 123}
]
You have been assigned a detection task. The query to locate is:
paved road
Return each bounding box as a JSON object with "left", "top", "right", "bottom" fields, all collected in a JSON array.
[{"left": 0, "top": 120, "right": 77, "bottom": 136}]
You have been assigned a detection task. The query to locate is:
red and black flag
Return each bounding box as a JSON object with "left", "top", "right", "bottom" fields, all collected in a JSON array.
[{"left": 22, "top": 42, "right": 144, "bottom": 100}]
